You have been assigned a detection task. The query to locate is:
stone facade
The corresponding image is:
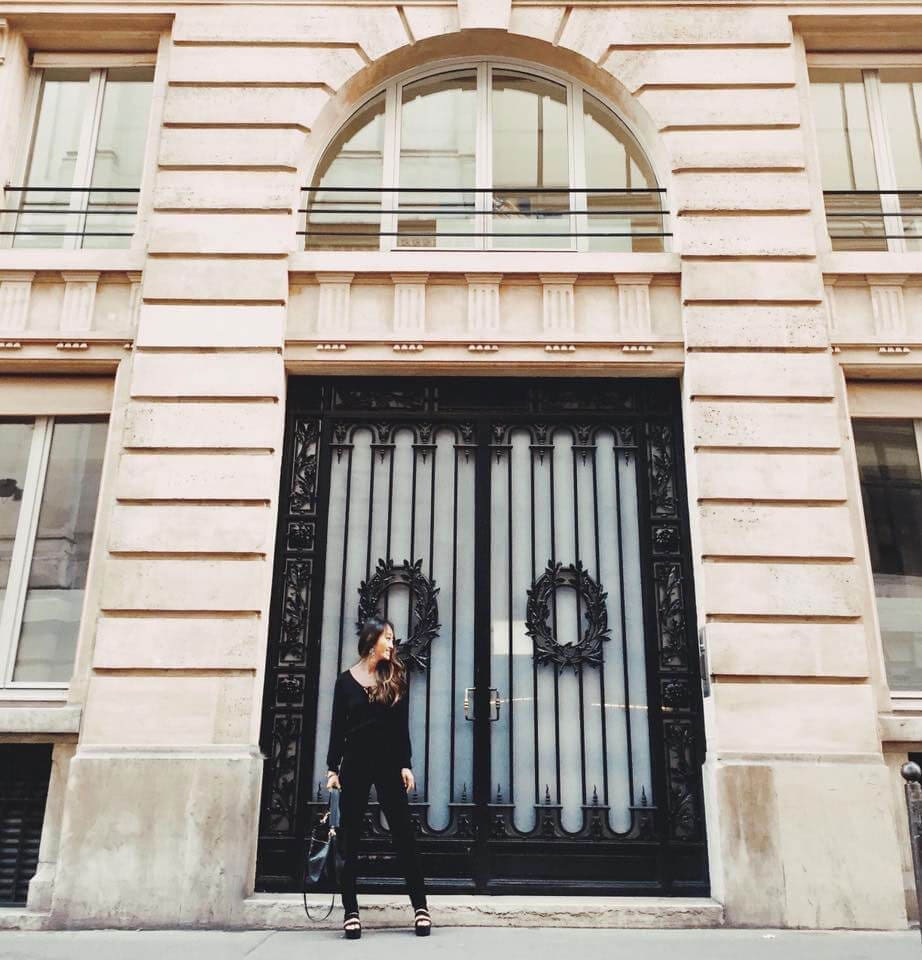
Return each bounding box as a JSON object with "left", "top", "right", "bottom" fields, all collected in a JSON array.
[{"left": 0, "top": 0, "right": 918, "bottom": 932}]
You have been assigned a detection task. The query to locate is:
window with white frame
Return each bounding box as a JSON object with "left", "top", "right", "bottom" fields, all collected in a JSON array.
[
  {"left": 0, "top": 418, "right": 107, "bottom": 692},
  {"left": 6, "top": 62, "right": 154, "bottom": 249},
  {"left": 853, "top": 419, "right": 922, "bottom": 693},
  {"left": 810, "top": 68, "right": 922, "bottom": 252},
  {"left": 303, "top": 62, "right": 665, "bottom": 252}
]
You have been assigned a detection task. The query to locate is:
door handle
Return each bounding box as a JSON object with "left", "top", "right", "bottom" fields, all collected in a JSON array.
[{"left": 463, "top": 687, "right": 501, "bottom": 721}]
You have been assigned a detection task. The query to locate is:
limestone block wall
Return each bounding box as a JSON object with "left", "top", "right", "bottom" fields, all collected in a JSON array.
[{"left": 0, "top": 0, "right": 911, "bottom": 930}]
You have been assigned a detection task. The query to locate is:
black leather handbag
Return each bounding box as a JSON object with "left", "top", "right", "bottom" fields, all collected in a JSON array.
[{"left": 303, "top": 787, "right": 344, "bottom": 921}]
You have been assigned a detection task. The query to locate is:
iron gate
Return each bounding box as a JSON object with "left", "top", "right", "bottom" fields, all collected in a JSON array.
[{"left": 256, "top": 377, "right": 707, "bottom": 895}]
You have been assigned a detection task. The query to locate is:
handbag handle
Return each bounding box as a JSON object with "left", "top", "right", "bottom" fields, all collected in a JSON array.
[{"left": 304, "top": 787, "right": 340, "bottom": 922}]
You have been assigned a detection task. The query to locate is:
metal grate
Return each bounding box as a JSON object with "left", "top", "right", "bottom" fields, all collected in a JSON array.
[
  {"left": 824, "top": 189, "right": 922, "bottom": 250},
  {"left": 0, "top": 744, "right": 53, "bottom": 906},
  {"left": 299, "top": 186, "right": 669, "bottom": 250},
  {"left": 1, "top": 186, "right": 140, "bottom": 242}
]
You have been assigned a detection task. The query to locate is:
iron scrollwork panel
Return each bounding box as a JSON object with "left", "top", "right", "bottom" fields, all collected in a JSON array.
[
  {"left": 260, "top": 416, "right": 321, "bottom": 841},
  {"left": 645, "top": 417, "right": 704, "bottom": 844}
]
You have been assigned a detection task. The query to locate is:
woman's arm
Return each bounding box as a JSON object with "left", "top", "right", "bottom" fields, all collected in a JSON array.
[{"left": 326, "top": 674, "right": 346, "bottom": 773}]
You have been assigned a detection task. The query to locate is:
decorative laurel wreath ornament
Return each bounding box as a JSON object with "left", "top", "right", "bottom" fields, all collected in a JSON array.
[
  {"left": 525, "top": 561, "right": 610, "bottom": 672},
  {"left": 357, "top": 558, "right": 440, "bottom": 672}
]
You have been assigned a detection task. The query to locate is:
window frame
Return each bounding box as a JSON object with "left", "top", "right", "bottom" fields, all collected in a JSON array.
[
  {"left": 2, "top": 53, "right": 158, "bottom": 252},
  {"left": 0, "top": 415, "right": 106, "bottom": 699},
  {"left": 304, "top": 57, "right": 665, "bottom": 254},
  {"left": 809, "top": 64, "right": 922, "bottom": 253},
  {"left": 853, "top": 414, "right": 922, "bottom": 703}
]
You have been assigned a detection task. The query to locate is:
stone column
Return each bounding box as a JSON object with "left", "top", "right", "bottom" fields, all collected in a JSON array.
[{"left": 48, "top": 38, "right": 295, "bottom": 928}]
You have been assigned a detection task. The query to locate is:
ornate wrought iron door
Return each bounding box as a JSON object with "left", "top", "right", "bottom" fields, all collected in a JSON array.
[{"left": 256, "top": 377, "right": 707, "bottom": 895}]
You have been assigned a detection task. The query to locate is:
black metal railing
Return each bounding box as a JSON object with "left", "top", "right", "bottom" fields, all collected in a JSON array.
[
  {"left": 824, "top": 189, "right": 922, "bottom": 250},
  {"left": 299, "top": 186, "right": 669, "bottom": 251},
  {"left": 1, "top": 186, "right": 140, "bottom": 247}
]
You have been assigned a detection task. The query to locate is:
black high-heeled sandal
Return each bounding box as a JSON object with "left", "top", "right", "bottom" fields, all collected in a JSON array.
[
  {"left": 343, "top": 911, "right": 362, "bottom": 939},
  {"left": 414, "top": 906, "right": 431, "bottom": 937}
]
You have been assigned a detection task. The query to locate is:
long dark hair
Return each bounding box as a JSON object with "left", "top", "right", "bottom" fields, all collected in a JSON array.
[{"left": 358, "top": 617, "right": 407, "bottom": 706}]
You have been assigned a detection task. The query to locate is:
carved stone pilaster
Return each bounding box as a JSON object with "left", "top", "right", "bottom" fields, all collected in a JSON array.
[
  {"left": 392, "top": 273, "right": 427, "bottom": 337},
  {"left": 823, "top": 280, "right": 838, "bottom": 337},
  {"left": 869, "top": 276, "right": 907, "bottom": 339},
  {"left": 60, "top": 271, "right": 100, "bottom": 333},
  {"left": 540, "top": 274, "right": 576, "bottom": 335},
  {"left": 0, "top": 272, "right": 34, "bottom": 331},
  {"left": 466, "top": 273, "right": 502, "bottom": 334},
  {"left": 126, "top": 271, "right": 143, "bottom": 331},
  {"left": 615, "top": 274, "right": 653, "bottom": 338},
  {"left": 316, "top": 272, "right": 353, "bottom": 337}
]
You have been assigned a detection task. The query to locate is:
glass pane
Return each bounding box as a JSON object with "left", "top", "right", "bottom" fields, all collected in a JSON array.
[
  {"left": 880, "top": 77, "right": 922, "bottom": 250},
  {"left": 491, "top": 71, "right": 569, "bottom": 249},
  {"left": 305, "top": 93, "right": 385, "bottom": 250},
  {"left": 398, "top": 71, "right": 476, "bottom": 249},
  {"left": 854, "top": 420, "right": 922, "bottom": 691},
  {"left": 83, "top": 66, "right": 154, "bottom": 250},
  {"left": 12, "top": 420, "right": 107, "bottom": 683},
  {"left": 0, "top": 422, "right": 35, "bottom": 621},
  {"left": 583, "top": 93, "right": 663, "bottom": 252},
  {"left": 810, "top": 80, "right": 885, "bottom": 251},
  {"left": 14, "top": 70, "right": 92, "bottom": 249}
]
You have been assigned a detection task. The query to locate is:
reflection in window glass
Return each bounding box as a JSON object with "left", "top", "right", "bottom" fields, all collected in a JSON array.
[
  {"left": 491, "top": 71, "right": 569, "bottom": 248},
  {"left": 854, "top": 420, "right": 922, "bottom": 691},
  {"left": 84, "top": 67, "right": 155, "bottom": 250},
  {"left": 810, "top": 79, "right": 886, "bottom": 251},
  {"left": 583, "top": 93, "right": 662, "bottom": 252},
  {"left": 14, "top": 71, "right": 92, "bottom": 249},
  {"left": 12, "top": 420, "right": 107, "bottom": 683},
  {"left": 880, "top": 76, "right": 922, "bottom": 251},
  {"left": 398, "top": 71, "right": 476, "bottom": 248},
  {"left": 305, "top": 93, "right": 386, "bottom": 250},
  {"left": 0, "top": 423, "right": 34, "bottom": 619}
]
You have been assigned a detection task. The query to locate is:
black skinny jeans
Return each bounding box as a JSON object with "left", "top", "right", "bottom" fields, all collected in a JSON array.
[{"left": 338, "top": 753, "right": 427, "bottom": 915}]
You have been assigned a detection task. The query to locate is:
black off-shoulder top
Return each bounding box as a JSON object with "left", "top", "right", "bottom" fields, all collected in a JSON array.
[{"left": 325, "top": 669, "right": 412, "bottom": 772}]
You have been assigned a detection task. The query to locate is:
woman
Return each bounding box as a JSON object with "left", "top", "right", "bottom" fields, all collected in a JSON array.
[{"left": 326, "top": 617, "right": 430, "bottom": 939}]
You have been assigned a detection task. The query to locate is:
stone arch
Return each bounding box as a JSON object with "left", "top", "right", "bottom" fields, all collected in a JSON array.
[{"left": 292, "top": 29, "right": 670, "bottom": 222}]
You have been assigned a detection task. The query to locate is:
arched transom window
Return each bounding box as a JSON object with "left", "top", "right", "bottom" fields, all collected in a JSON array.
[{"left": 303, "top": 63, "right": 666, "bottom": 252}]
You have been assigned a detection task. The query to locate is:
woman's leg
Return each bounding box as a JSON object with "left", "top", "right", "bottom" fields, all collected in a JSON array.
[
  {"left": 375, "top": 768, "right": 428, "bottom": 910},
  {"left": 338, "top": 758, "right": 373, "bottom": 916}
]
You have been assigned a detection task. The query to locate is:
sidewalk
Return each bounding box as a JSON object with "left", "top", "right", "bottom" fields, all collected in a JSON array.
[{"left": 0, "top": 927, "right": 918, "bottom": 960}]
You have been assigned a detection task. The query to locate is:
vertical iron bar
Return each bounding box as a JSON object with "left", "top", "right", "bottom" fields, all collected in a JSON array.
[
  {"left": 590, "top": 446, "right": 610, "bottom": 807},
  {"left": 548, "top": 430, "right": 561, "bottom": 805},
  {"left": 336, "top": 443, "right": 355, "bottom": 673},
  {"left": 530, "top": 444, "right": 540, "bottom": 807},
  {"left": 383, "top": 443, "right": 396, "bottom": 618},
  {"left": 507, "top": 434, "right": 514, "bottom": 807},
  {"left": 901, "top": 762, "right": 922, "bottom": 944},
  {"left": 424, "top": 439, "right": 437, "bottom": 804},
  {"left": 450, "top": 442, "right": 460, "bottom": 803},
  {"left": 473, "top": 420, "right": 493, "bottom": 889},
  {"left": 614, "top": 447, "right": 635, "bottom": 805},
  {"left": 365, "top": 438, "right": 377, "bottom": 582},
  {"left": 572, "top": 443, "right": 587, "bottom": 807}
]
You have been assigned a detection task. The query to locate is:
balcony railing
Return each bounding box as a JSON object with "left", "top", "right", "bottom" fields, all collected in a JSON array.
[
  {"left": 824, "top": 189, "right": 922, "bottom": 251},
  {"left": 299, "top": 186, "right": 669, "bottom": 252},
  {"left": 1, "top": 186, "right": 140, "bottom": 248}
]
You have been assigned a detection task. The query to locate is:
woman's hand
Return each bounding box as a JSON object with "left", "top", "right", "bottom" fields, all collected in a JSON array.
[
  {"left": 326, "top": 771, "right": 341, "bottom": 791},
  {"left": 401, "top": 768, "right": 415, "bottom": 792}
]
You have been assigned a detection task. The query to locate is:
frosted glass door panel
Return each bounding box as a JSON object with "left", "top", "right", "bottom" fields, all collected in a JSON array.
[
  {"left": 312, "top": 423, "right": 476, "bottom": 831},
  {"left": 490, "top": 426, "right": 652, "bottom": 836}
]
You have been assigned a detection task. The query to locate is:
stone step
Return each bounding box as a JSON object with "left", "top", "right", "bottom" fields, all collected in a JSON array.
[
  {"left": 0, "top": 908, "right": 49, "bottom": 931},
  {"left": 240, "top": 894, "right": 724, "bottom": 930}
]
